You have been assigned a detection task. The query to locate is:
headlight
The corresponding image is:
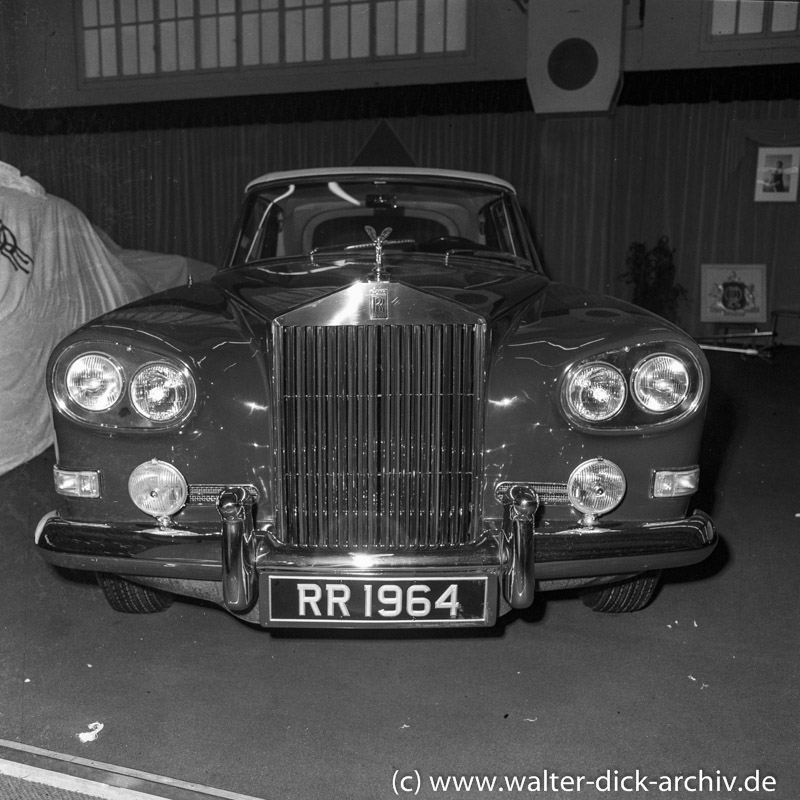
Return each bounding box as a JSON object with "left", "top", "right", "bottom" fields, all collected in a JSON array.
[
  {"left": 52, "top": 342, "right": 197, "bottom": 429},
  {"left": 65, "top": 354, "right": 124, "bottom": 412},
  {"left": 128, "top": 460, "right": 188, "bottom": 518},
  {"left": 130, "top": 363, "right": 194, "bottom": 422},
  {"left": 560, "top": 343, "right": 704, "bottom": 430},
  {"left": 567, "top": 458, "right": 626, "bottom": 519},
  {"left": 563, "top": 362, "right": 626, "bottom": 422},
  {"left": 631, "top": 354, "right": 690, "bottom": 412}
]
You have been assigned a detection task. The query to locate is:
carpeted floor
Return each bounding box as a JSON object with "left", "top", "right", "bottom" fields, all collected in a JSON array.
[
  {"left": 0, "top": 739, "right": 265, "bottom": 799},
  {"left": 0, "top": 775, "right": 101, "bottom": 800},
  {"left": 0, "top": 348, "right": 798, "bottom": 800}
]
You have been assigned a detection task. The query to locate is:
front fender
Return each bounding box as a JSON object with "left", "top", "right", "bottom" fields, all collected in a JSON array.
[
  {"left": 49, "top": 287, "right": 276, "bottom": 528},
  {"left": 482, "top": 290, "right": 709, "bottom": 524}
]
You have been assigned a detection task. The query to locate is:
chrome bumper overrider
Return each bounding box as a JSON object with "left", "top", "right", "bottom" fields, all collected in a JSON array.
[
  {"left": 499, "top": 484, "right": 538, "bottom": 609},
  {"left": 217, "top": 486, "right": 258, "bottom": 612},
  {"left": 35, "top": 488, "right": 717, "bottom": 619}
]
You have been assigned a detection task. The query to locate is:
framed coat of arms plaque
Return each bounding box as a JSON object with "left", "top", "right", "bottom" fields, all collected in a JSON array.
[{"left": 701, "top": 264, "right": 767, "bottom": 324}]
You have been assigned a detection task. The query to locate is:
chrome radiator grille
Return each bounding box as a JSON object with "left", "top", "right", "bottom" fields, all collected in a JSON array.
[{"left": 274, "top": 322, "right": 485, "bottom": 549}]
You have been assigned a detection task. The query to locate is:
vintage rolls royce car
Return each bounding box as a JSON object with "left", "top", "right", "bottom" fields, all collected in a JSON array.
[{"left": 35, "top": 167, "right": 716, "bottom": 628}]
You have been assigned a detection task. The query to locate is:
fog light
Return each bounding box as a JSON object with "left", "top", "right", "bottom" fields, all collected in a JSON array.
[
  {"left": 128, "top": 460, "right": 188, "bottom": 518},
  {"left": 54, "top": 467, "right": 101, "bottom": 498},
  {"left": 567, "top": 458, "right": 626, "bottom": 524},
  {"left": 653, "top": 467, "right": 699, "bottom": 498}
]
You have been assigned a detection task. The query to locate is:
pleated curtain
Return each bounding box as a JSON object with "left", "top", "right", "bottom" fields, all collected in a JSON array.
[{"left": 7, "top": 97, "right": 800, "bottom": 336}]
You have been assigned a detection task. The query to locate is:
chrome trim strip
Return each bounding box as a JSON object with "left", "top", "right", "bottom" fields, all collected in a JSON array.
[
  {"left": 34, "top": 510, "right": 59, "bottom": 545},
  {"left": 35, "top": 514, "right": 223, "bottom": 579},
  {"left": 256, "top": 539, "right": 499, "bottom": 571},
  {"left": 494, "top": 481, "right": 569, "bottom": 506},
  {"left": 34, "top": 512, "right": 716, "bottom": 585},
  {"left": 188, "top": 484, "right": 259, "bottom": 505},
  {"left": 245, "top": 166, "right": 517, "bottom": 194},
  {"left": 534, "top": 511, "right": 716, "bottom": 562}
]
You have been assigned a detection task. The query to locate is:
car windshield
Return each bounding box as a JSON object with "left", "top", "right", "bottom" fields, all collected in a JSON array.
[{"left": 229, "top": 177, "right": 535, "bottom": 267}]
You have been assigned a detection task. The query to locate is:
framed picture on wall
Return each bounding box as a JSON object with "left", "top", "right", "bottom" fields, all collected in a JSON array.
[
  {"left": 701, "top": 264, "right": 767, "bottom": 324},
  {"left": 754, "top": 146, "right": 799, "bottom": 202}
]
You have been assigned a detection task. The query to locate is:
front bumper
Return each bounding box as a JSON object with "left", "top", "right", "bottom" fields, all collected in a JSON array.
[{"left": 36, "top": 496, "right": 717, "bottom": 624}]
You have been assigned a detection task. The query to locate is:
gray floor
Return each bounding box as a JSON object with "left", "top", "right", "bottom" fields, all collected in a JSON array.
[{"left": 1, "top": 349, "right": 798, "bottom": 800}]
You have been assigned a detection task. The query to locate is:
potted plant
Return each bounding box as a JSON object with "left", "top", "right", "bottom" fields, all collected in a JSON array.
[{"left": 621, "top": 236, "right": 688, "bottom": 324}]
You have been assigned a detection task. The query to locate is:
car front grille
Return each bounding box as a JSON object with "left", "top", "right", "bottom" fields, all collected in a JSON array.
[{"left": 274, "top": 321, "right": 486, "bottom": 550}]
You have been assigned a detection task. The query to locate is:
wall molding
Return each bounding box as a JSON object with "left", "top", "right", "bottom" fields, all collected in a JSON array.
[{"left": 1, "top": 64, "right": 798, "bottom": 136}]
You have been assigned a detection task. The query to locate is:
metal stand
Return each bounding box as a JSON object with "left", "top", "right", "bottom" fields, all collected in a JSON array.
[
  {"left": 697, "top": 310, "right": 800, "bottom": 359},
  {"left": 697, "top": 329, "right": 774, "bottom": 358}
]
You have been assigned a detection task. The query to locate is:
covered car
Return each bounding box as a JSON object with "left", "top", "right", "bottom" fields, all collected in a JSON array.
[
  {"left": 0, "top": 162, "right": 214, "bottom": 477},
  {"left": 35, "top": 167, "right": 716, "bottom": 628}
]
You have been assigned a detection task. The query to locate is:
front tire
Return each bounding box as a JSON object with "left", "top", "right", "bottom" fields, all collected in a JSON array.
[
  {"left": 96, "top": 573, "right": 175, "bottom": 614},
  {"left": 581, "top": 571, "right": 662, "bottom": 613}
]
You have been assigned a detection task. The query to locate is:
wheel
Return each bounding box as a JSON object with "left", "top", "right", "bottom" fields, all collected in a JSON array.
[
  {"left": 95, "top": 573, "right": 175, "bottom": 614},
  {"left": 581, "top": 571, "right": 662, "bottom": 613}
]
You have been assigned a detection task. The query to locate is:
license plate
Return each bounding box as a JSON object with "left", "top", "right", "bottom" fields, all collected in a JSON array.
[{"left": 267, "top": 575, "right": 490, "bottom": 626}]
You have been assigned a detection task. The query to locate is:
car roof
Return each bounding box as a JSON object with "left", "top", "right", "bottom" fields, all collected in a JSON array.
[{"left": 245, "top": 166, "right": 516, "bottom": 194}]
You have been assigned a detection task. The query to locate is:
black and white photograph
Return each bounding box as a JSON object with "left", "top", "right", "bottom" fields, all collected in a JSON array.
[
  {"left": 754, "top": 146, "right": 800, "bottom": 201},
  {"left": 1, "top": 2, "right": 799, "bottom": 800}
]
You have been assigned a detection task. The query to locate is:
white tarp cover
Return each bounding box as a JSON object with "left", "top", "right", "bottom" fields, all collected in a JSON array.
[{"left": 0, "top": 163, "right": 213, "bottom": 476}]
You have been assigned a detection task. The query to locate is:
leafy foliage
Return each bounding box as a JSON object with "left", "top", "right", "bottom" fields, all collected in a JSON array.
[{"left": 621, "top": 236, "right": 688, "bottom": 323}]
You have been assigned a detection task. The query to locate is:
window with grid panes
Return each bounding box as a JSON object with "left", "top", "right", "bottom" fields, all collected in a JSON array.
[
  {"left": 79, "top": 0, "right": 471, "bottom": 81},
  {"left": 707, "top": 0, "right": 800, "bottom": 39}
]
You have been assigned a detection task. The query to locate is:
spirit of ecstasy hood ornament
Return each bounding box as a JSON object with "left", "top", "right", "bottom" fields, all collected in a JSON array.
[{"left": 365, "top": 225, "right": 392, "bottom": 281}]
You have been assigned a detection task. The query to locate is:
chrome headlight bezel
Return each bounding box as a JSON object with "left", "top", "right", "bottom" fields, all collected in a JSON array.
[
  {"left": 562, "top": 361, "right": 627, "bottom": 423},
  {"left": 560, "top": 342, "right": 705, "bottom": 431},
  {"left": 51, "top": 341, "right": 197, "bottom": 430},
  {"left": 630, "top": 353, "right": 691, "bottom": 413},
  {"left": 63, "top": 352, "right": 125, "bottom": 413},
  {"left": 129, "top": 361, "right": 196, "bottom": 423}
]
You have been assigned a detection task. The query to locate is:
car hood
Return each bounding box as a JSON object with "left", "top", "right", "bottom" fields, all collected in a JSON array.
[
  {"left": 78, "top": 255, "right": 676, "bottom": 361},
  {"left": 210, "top": 255, "right": 550, "bottom": 328},
  {"left": 210, "top": 256, "right": 676, "bottom": 345}
]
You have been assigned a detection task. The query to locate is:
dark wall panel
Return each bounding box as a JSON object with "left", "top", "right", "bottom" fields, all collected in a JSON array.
[{"left": 6, "top": 96, "right": 800, "bottom": 337}]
